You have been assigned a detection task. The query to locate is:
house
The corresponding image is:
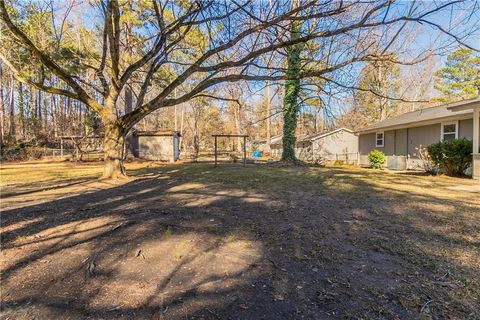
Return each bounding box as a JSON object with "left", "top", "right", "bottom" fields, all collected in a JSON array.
[
  {"left": 128, "top": 130, "right": 181, "bottom": 162},
  {"left": 268, "top": 128, "right": 359, "bottom": 163},
  {"left": 357, "top": 98, "right": 480, "bottom": 179}
]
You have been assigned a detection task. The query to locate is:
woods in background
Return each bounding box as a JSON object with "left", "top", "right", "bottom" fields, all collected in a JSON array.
[{"left": 1, "top": 1, "right": 479, "bottom": 172}]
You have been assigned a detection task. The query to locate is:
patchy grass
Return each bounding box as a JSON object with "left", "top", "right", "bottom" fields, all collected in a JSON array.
[
  {"left": 0, "top": 160, "right": 163, "bottom": 187},
  {"left": 1, "top": 161, "right": 479, "bottom": 319}
]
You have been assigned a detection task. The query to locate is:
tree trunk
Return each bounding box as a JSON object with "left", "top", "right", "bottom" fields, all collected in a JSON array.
[
  {"left": 234, "top": 105, "right": 242, "bottom": 152},
  {"left": 102, "top": 122, "right": 127, "bottom": 179},
  {"left": 18, "top": 82, "right": 25, "bottom": 139},
  {"left": 266, "top": 80, "right": 271, "bottom": 151},
  {"left": 8, "top": 72, "right": 15, "bottom": 140},
  {"left": 125, "top": 84, "right": 133, "bottom": 114},
  {"left": 0, "top": 65, "right": 5, "bottom": 146},
  {"left": 281, "top": 18, "right": 302, "bottom": 162},
  {"left": 179, "top": 105, "right": 185, "bottom": 152}
]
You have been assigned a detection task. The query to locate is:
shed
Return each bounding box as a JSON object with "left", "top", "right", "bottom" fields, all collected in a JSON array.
[
  {"left": 128, "top": 130, "right": 181, "bottom": 162},
  {"left": 268, "top": 128, "right": 358, "bottom": 163}
]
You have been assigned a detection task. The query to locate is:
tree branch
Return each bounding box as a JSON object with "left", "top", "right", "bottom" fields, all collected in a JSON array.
[{"left": 0, "top": 0, "right": 103, "bottom": 113}]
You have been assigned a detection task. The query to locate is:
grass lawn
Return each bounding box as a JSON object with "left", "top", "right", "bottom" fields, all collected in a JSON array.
[{"left": 1, "top": 161, "right": 479, "bottom": 319}]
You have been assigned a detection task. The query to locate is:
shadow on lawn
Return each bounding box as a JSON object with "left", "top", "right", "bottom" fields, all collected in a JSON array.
[{"left": 1, "top": 164, "right": 479, "bottom": 319}]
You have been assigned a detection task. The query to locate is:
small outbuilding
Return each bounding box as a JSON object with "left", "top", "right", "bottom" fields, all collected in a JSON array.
[
  {"left": 268, "top": 128, "right": 359, "bottom": 163},
  {"left": 128, "top": 130, "right": 181, "bottom": 162}
]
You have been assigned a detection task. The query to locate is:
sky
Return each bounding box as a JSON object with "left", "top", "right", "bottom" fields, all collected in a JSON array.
[{"left": 20, "top": 0, "right": 480, "bottom": 126}]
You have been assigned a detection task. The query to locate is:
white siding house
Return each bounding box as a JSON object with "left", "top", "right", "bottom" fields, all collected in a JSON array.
[{"left": 269, "top": 128, "right": 358, "bottom": 163}]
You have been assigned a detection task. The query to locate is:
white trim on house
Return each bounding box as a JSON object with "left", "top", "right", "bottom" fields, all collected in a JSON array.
[
  {"left": 440, "top": 120, "right": 459, "bottom": 141},
  {"left": 375, "top": 131, "right": 384, "bottom": 147}
]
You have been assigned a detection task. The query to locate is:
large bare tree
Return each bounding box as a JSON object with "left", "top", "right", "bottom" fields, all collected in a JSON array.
[{"left": 1, "top": 0, "right": 477, "bottom": 178}]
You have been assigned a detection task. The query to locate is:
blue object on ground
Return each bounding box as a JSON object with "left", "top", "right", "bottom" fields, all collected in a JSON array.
[{"left": 252, "top": 151, "right": 262, "bottom": 158}]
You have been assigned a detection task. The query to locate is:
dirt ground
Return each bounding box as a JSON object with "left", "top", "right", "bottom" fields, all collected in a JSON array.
[{"left": 1, "top": 160, "right": 479, "bottom": 319}]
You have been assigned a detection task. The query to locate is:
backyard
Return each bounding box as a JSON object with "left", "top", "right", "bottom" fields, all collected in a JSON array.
[{"left": 1, "top": 161, "right": 479, "bottom": 319}]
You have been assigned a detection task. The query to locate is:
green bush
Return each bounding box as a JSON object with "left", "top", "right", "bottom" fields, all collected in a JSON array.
[
  {"left": 427, "top": 138, "right": 472, "bottom": 176},
  {"left": 368, "top": 150, "right": 386, "bottom": 169}
]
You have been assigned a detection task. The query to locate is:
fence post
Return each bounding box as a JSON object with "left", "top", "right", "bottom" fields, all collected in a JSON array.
[{"left": 60, "top": 138, "right": 63, "bottom": 159}]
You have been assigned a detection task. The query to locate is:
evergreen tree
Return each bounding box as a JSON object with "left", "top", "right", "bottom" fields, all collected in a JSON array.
[{"left": 434, "top": 48, "right": 480, "bottom": 102}]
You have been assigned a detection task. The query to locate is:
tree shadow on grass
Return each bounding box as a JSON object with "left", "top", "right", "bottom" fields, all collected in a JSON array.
[{"left": 1, "top": 164, "right": 479, "bottom": 319}]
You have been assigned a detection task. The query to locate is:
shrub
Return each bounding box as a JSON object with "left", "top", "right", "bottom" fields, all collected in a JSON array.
[
  {"left": 0, "top": 144, "right": 46, "bottom": 161},
  {"left": 427, "top": 138, "right": 472, "bottom": 176},
  {"left": 414, "top": 144, "right": 439, "bottom": 175},
  {"left": 368, "top": 150, "right": 386, "bottom": 169}
]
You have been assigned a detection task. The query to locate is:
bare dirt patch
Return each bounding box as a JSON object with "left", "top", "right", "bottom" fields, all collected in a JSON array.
[{"left": 1, "top": 162, "right": 479, "bottom": 319}]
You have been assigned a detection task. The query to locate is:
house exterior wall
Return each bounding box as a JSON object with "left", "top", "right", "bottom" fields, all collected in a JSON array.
[
  {"left": 395, "top": 129, "right": 408, "bottom": 155},
  {"left": 459, "top": 119, "right": 473, "bottom": 139},
  {"left": 312, "top": 130, "right": 358, "bottom": 161},
  {"left": 358, "top": 117, "right": 474, "bottom": 170},
  {"left": 295, "top": 141, "right": 313, "bottom": 161},
  {"left": 359, "top": 132, "right": 376, "bottom": 156},
  {"left": 268, "top": 130, "right": 358, "bottom": 162},
  {"left": 406, "top": 124, "right": 441, "bottom": 155}
]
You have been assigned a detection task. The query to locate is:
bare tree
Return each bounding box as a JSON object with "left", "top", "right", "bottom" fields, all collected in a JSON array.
[{"left": 1, "top": 0, "right": 478, "bottom": 177}]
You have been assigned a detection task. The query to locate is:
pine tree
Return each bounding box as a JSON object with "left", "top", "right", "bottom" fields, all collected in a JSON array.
[{"left": 434, "top": 48, "right": 480, "bottom": 102}]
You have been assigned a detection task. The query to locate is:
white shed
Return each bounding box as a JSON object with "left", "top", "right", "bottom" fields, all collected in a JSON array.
[
  {"left": 128, "top": 130, "right": 181, "bottom": 162},
  {"left": 269, "top": 128, "right": 358, "bottom": 163}
]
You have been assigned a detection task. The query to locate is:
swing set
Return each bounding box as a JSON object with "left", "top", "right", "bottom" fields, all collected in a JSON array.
[{"left": 212, "top": 134, "right": 249, "bottom": 167}]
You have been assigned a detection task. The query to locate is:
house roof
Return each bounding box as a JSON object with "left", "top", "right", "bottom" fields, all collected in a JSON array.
[
  {"left": 270, "top": 128, "right": 353, "bottom": 145},
  {"left": 357, "top": 98, "right": 480, "bottom": 133}
]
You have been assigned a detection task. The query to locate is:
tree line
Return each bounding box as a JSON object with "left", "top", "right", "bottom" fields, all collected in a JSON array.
[{"left": 1, "top": 0, "right": 479, "bottom": 177}]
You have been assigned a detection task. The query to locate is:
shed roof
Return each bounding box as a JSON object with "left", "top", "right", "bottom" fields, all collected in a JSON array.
[
  {"left": 357, "top": 98, "right": 479, "bottom": 133},
  {"left": 270, "top": 128, "right": 353, "bottom": 145},
  {"left": 133, "top": 130, "right": 181, "bottom": 136},
  {"left": 299, "top": 128, "right": 353, "bottom": 142}
]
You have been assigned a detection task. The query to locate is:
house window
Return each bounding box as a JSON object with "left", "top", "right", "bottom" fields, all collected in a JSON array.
[
  {"left": 441, "top": 122, "right": 458, "bottom": 141},
  {"left": 375, "top": 132, "right": 384, "bottom": 147}
]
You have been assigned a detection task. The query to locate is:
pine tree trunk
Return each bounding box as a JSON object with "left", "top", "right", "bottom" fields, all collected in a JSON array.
[
  {"left": 281, "top": 18, "right": 302, "bottom": 162},
  {"left": 0, "top": 65, "right": 4, "bottom": 146},
  {"left": 18, "top": 82, "right": 25, "bottom": 139},
  {"left": 102, "top": 122, "right": 126, "bottom": 179},
  {"left": 234, "top": 105, "right": 242, "bottom": 152},
  {"left": 8, "top": 72, "right": 15, "bottom": 140}
]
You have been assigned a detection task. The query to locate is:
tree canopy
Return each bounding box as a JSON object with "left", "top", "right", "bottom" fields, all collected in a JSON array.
[
  {"left": 1, "top": 0, "right": 479, "bottom": 177},
  {"left": 434, "top": 48, "right": 480, "bottom": 102}
]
